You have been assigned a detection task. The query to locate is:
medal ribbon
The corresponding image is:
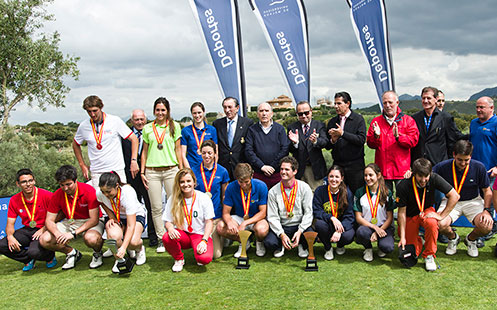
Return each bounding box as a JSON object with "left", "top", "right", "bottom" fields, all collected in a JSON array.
[
  {"left": 327, "top": 186, "right": 339, "bottom": 218},
  {"left": 366, "top": 186, "right": 381, "bottom": 219},
  {"left": 412, "top": 177, "right": 426, "bottom": 213},
  {"left": 90, "top": 113, "right": 106, "bottom": 146},
  {"left": 452, "top": 160, "right": 469, "bottom": 194},
  {"left": 192, "top": 124, "right": 207, "bottom": 151},
  {"left": 240, "top": 187, "right": 252, "bottom": 218},
  {"left": 182, "top": 191, "right": 196, "bottom": 231},
  {"left": 21, "top": 187, "right": 38, "bottom": 223},
  {"left": 64, "top": 184, "right": 79, "bottom": 220},
  {"left": 280, "top": 181, "right": 298, "bottom": 216},
  {"left": 109, "top": 187, "right": 122, "bottom": 223},
  {"left": 152, "top": 120, "right": 168, "bottom": 146},
  {"left": 200, "top": 163, "right": 217, "bottom": 193}
]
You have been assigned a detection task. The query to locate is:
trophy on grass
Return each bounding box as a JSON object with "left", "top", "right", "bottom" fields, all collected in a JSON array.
[
  {"left": 303, "top": 231, "right": 318, "bottom": 271},
  {"left": 236, "top": 230, "right": 252, "bottom": 269},
  {"left": 105, "top": 239, "right": 135, "bottom": 274}
]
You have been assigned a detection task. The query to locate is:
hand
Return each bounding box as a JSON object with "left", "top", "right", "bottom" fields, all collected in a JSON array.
[
  {"left": 227, "top": 220, "right": 239, "bottom": 235},
  {"left": 398, "top": 237, "right": 406, "bottom": 250},
  {"left": 56, "top": 232, "right": 74, "bottom": 245},
  {"left": 116, "top": 246, "right": 126, "bottom": 259},
  {"left": 423, "top": 212, "right": 442, "bottom": 221},
  {"left": 140, "top": 174, "right": 149, "bottom": 190},
  {"left": 330, "top": 231, "right": 341, "bottom": 243},
  {"left": 392, "top": 122, "right": 399, "bottom": 138},
  {"left": 261, "top": 165, "right": 275, "bottom": 177},
  {"left": 168, "top": 228, "right": 181, "bottom": 240},
  {"left": 328, "top": 126, "right": 341, "bottom": 142},
  {"left": 291, "top": 230, "right": 302, "bottom": 248},
  {"left": 479, "top": 211, "right": 494, "bottom": 227},
  {"left": 373, "top": 225, "right": 387, "bottom": 238},
  {"left": 372, "top": 121, "right": 381, "bottom": 137},
  {"left": 238, "top": 221, "right": 247, "bottom": 232},
  {"left": 370, "top": 231, "right": 378, "bottom": 242},
  {"left": 288, "top": 129, "right": 299, "bottom": 144},
  {"left": 330, "top": 217, "right": 344, "bottom": 233},
  {"left": 130, "top": 161, "right": 139, "bottom": 179},
  {"left": 32, "top": 228, "right": 43, "bottom": 240},
  {"left": 488, "top": 167, "right": 497, "bottom": 178},
  {"left": 308, "top": 129, "right": 318, "bottom": 144},
  {"left": 281, "top": 233, "right": 292, "bottom": 250},
  {"left": 403, "top": 169, "right": 412, "bottom": 179},
  {"left": 197, "top": 239, "right": 207, "bottom": 254},
  {"left": 7, "top": 235, "right": 21, "bottom": 252},
  {"left": 81, "top": 164, "right": 90, "bottom": 180}
]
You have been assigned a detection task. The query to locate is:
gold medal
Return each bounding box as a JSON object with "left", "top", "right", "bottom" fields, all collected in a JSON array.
[
  {"left": 91, "top": 113, "right": 106, "bottom": 151},
  {"left": 371, "top": 217, "right": 378, "bottom": 225},
  {"left": 243, "top": 215, "right": 249, "bottom": 220},
  {"left": 281, "top": 181, "right": 298, "bottom": 218},
  {"left": 29, "top": 221, "right": 37, "bottom": 228},
  {"left": 157, "top": 144, "right": 163, "bottom": 150},
  {"left": 366, "top": 186, "right": 381, "bottom": 225},
  {"left": 200, "top": 163, "right": 217, "bottom": 199},
  {"left": 152, "top": 120, "right": 168, "bottom": 151},
  {"left": 21, "top": 187, "right": 38, "bottom": 229},
  {"left": 206, "top": 192, "right": 212, "bottom": 198},
  {"left": 68, "top": 218, "right": 75, "bottom": 225},
  {"left": 288, "top": 212, "right": 294, "bottom": 218}
]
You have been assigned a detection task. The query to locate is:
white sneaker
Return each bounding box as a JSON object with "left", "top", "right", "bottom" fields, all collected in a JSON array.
[
  {"left": 255, "top": 241, "right": 266, "bottom": 257},
  {"left": 425, "top": 255, "right": 436, "bottom": 271},
  {"left": 273, "top": 246, "right": 285, "bottom": 258},
  {"left": 363, "top": 248, "right": 373, "bottom": 262},
  {"left": 324, "top": 248, "right": 334, "bottom": 260},
  {"left": 128, "top": 250, "right": 136, "bottom": 259},
  {"left": 445, "top": 233, "right": 460, "bottom": 255},
  {"left": 135, "top": 246, "right": 146, "bottom": 265},
  {"left": 61, "top": 249, "right": 82, "bottom": 270},
  {"left": 377, "top": 249, "right": 386, "bottom": 258},
  {"left": 336, "top": 247, "right": 345, "bottom": 255},
  {"left": 172, "top": 259, "right": 184, "bottom": 272},
  {"left": 102, "top": 248, "right": 113, "bottom": 258},
  {"left": 464, "top": 235, "right": 478, "bottom": 257},
  {"left": 298, "top": 244, "right": 308, "bottom": 258},
  {"left": 89, "top": 251, "right": 103, "bottom": 269},
  {"left": 156, "top": 243, "right": 165, "bottom": 254},
  {"left": 112, "top": 260, "right": 119, "bottom": 273},
  {"left": 234, "top": 240, "right": 251, "bottom": 258}
]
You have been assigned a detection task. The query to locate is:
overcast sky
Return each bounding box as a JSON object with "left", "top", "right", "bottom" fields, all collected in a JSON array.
[{"left": 9, "top": 0, "right": 497, "bottom": 125}]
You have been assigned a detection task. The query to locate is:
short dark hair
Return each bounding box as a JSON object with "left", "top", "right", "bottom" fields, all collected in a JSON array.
[
  {"left": 234, "top": 163, "right": 253, "bottom": 180},
  {"left": 421, "top": 86, "right": 438, "bottom": 98},
  {"left": 55, "top": 165, "right": 78, "bottom": 183},
  {"left": 16, "top": 168, "right": 34, "bottom": 182},
  {"left": 222, "top": 97, "right": 239, "bottom": 107},
  {"left": 412, "top": 158, "right": 432, "bottom": 177},
  {"left": 190, "top": 101, "right": 205, "bottom": 112},
  {"left": 453, "top": 140, "right": 473, "bottom": 156},
  {"left": 296, "top": 101, "right": 311, "bottom": 110},
  {"left": 200, "top": 139, "right": 217, "bottom": 153},
  {"left": 334, "top": 91, "right": 352, "bottom": 108},
  {"left": 280, "top": 156, "right": 298, "bottom": 172},
  {"left": 83, "top": 95, "right": 104, "bottom": 110},
  {"left": 99, "top": 171, "right": 125, "bottom": 188}
]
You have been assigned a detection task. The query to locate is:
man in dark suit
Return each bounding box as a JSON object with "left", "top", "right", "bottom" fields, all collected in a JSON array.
[
  {"left": 122, "top": 109, "right": 157, "bottom": 246},
  {"left": 287, "top": 101, "right": 327, "bottom": 191},
  {"left": 213, "top": 97, "right": 254, "bottom": 180},
  {"left": 326, "top": 91, "right": 367, "bottom": 193}
]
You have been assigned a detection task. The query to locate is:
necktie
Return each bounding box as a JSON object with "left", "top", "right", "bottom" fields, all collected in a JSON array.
[
  {"left": 303, "top": 124, "right": 309, "bottom": 136},
  {"left": 340, "top": 116, "right": 346, "bottom": 129},
  {"left": 228, "top": 120, "right": 235, "bottom": 148},
  {"left": 136, "top": 130, "right": 142, "bottom": 156}
]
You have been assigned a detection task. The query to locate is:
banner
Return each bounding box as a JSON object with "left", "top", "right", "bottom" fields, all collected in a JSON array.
[
  {"left": 249, "top": 0, "right": 310, "bottom": 105},
  {"left": 189, "top": 0, "right": 247, "bottom": 115},
  {"left": 347, "top": 0, "right": 394, "bottom": 108},
  {"left": 0, "top": 196, "right": 22, "bottom": 239}
]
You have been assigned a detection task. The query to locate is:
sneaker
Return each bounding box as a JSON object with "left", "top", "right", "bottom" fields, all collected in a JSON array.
[
  {"left": 156, "top": 243, "right": 166, "bottom": 254},
  {"left": 128, "top": 250, "right": 136, "bottom": 259},
  {"left": 298, "top": 244, "right": 308, "bottom": 258},
  {"left": 324, "top": 248, "right": 334, "bottom": 260},
  {"left": 234, "top": 240, "right": 251, "bottom": 258},
  {"left": 476, "top": 238, "right": 485, "bottom": 248},
  {"left": 62, "top": 249, "right": 82, "bottom": 270},
  {"left": 377, "top": 249, "right": 386, "bottom": 258},
  {"left": 255, "top": 241, "right": 266, "bottom": 257},
  {"left": 363, "top": 248, "right": 373, "bottom": 262},
  {"left": 89, "top": 251, "right": 103, "bottom": 269},
  {"left": 102, "top": 248, "right": 113, "bottom": 258},
  {"left": 438, "top": 233, "right": 449, "bottom": 244},
  {"left": 136, "top": 246, "right": 146, "bottom": 266},
  {"left": 273, "top": 246, "right": 285, "bottom": 258},
  {"left": 112, "top": 260, "right": 119, "bottom": 274},
  {"left": 22, "top": 259, "right": 36, "bottom": 272},
  {"left": 464, "top": 235, "right": 479, "bottom": 257},
  {"left": 197, "top": 262, "right": 204, "bottom": 266},
  {"left": 46, "top": 256, "right": 57, "bottom": 268},
  {"left": 336, "top": 247, "right": 345, "bottom": 255},
  {"left": 172, "top": 259, "right": 184, "bottom": 272},
  {"left": 445, "top": 233, "right": 460, "bottom": 255},
  {"left": 425, "top": 255, "right": 436, "bottom": 271}
]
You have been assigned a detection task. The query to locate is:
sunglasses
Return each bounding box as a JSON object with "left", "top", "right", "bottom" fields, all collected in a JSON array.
[{"left": 297, "top": 111, "right": 310, "bottom": 117}]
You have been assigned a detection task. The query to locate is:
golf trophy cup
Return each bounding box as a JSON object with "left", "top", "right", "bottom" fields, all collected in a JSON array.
[
  {"left": 236, "top": 230, "right": 252, "bottom": 269},
  {"left": 105, "top": 238, "right": 135, "bottom": 274},
  {"left": 304, "top": 231, "right": 318, "bottom": 271}
]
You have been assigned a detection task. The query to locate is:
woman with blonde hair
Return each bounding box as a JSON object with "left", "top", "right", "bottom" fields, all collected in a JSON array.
[{"left": 162, "top": 168, "right": 215, "bottom": 272}]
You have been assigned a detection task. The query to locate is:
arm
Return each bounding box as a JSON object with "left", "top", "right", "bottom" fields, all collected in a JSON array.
[
  {"left": 397, "top": 206, "right": 407, "bottom": 249},
  {"left": 127, "top": 133, "right": 140, "bottom": 178},
  {"left": 437, "top": 188, "right": 460, "bottom": 220},
  {"left": 312, "top": 187, "right": 332, "bottom": 222},
  {"left": 181, "top": 145, "right": 190, "bottom": 169},
  {"left": 245, "top": 128, "right": 265, "bottom": 170},
  {"left": 175, "top": 139, "right": 183, "bottom": 169},
  {"left": 221, "top": 204, "right": 238, "bottom": 234},
  {"left": 396, "top": 117, "right": 419, "bottom": 149},
  {"left": 72, "top": 140, "right": 89, "bottom": 180},
  {"left": 340, "top": 116, "right": 366, "bottom": 146},
  {"left": 366, "top": 120, "right": 381, "bottom": 149},
  {"left": 140, "top": 142, "right": 149, "bottom": 190},
  {"left": 270, "top": 126, "right": 290, "bottom": 168},
  {"left": 313, "top": 121, "right": 329, "bottom": 149},
  {"left": 266, "top": 190, "right": 284, "bottom": 237},
  {"left": 298, "top": 186, "right": 314, "bottom": 232},
  {"left": 6, "top": 218, "right": 21, "bottom": 252},
  {"left": 482, "top": 186, "right": 492, "bottom": 210},
  {"left": 74, "top": 207, "right": 100, "bottom": 235},
  {"left": 197, "top": 219, "right": 213, "bottom": 254},
  {"left": 118, "top": 214, "right": 137, "bottom": 258}
]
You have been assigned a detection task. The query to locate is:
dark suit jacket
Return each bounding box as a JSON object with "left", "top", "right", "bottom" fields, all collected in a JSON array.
[
  {"left": 287, "top": 119, "right": 328, "bottom": 180},
  {"left": 122, "top": 127, "right": 146, "bottom": 201},
  {"left": 213, "top": 116, "right": 254, "bottom": 180}
]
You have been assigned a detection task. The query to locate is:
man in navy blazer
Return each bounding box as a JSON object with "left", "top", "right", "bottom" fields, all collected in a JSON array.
[
  {"left": 287, "top": 101, "right": 327, "bottom": 191},
  {"left": 213, "top": 97, "right": 254, "bottom": 180}
]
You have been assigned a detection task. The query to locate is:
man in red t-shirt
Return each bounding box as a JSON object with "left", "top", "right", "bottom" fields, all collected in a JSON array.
[
  {"left": 40, "top": 165, "right": 104, "bottom": 270},
  {"left": 0, "top": 169, "right": 57, "bottom": 271}
]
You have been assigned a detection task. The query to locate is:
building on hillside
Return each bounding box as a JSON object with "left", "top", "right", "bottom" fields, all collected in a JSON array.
[
  {"left": 267, "top": 95, "right": 293, "bottom": 109},
  {"left": 317, "top": 97, "right": 333, "bottom": 107}
]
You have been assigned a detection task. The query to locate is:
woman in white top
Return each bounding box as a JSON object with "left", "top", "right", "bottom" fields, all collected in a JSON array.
[
  {"left": 98, "top": 172, "right": 147, "bottom": 272},
  {"left": 162, "top": 168, "right": 215, "bottom": 272}
]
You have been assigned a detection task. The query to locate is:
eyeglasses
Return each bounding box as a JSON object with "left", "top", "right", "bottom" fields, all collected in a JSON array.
[
  {"left": 297, "top": 111, "right": 310, "bottom": 117},
  {"left": 19, "top": 179, "right": 35, "bottom": 185}
]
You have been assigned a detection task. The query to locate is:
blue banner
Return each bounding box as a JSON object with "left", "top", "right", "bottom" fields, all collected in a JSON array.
[
  {"left": 249, "top": 0, "right": 309, "bottom": 105},
  {"left": 347, "top": 0, "right": 394, "bottom": 108},
  {"left": 189, "top": 0, "right": 247, "bottom": 115},
  {"left": 0, "top": 196, "right": 22, "bottom": 239}
]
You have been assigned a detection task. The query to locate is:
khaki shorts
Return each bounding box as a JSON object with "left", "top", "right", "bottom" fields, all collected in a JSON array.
[
  {"left": 438, "top": 197, "right": 484, "bottom": 224},
  {"left": 56, "top": 218, "right": 105, "bottom": 236},
  {"left": 232, "top": 215, "right": 255, "bottom": 231}
]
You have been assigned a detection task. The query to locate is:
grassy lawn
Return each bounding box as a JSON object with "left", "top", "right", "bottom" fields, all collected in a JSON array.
[{"left": 1, "top": 227, "right": 496, "bottom": 310}]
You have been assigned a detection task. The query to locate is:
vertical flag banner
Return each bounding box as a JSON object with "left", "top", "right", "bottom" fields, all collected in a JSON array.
[
  {"left": 249, "top": 0, "right": 310, "bottom": 105},
  {"left": 347, "top": 0, "right": 394, "bottom": 108},
  {"left": 189, "top": 0, "right": 247, "bottom": 115}
]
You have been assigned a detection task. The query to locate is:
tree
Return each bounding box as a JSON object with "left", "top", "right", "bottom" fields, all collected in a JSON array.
[{"left": 0, "top": 0, "right": 79, "bottom": 140}]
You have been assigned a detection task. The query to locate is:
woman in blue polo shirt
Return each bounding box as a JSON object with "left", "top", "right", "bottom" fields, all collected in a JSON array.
[
  {"left": 181, "top": 102, "right": 218, "bottom": 169},
  {"left": 192, "top": 140, "right": 230, "bottom": 258},
  {"left": 353, "top": 163, "right": 395, "bottom": 262}
]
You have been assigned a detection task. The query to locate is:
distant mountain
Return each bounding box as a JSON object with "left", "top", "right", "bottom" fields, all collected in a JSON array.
[
  {"left": 399, "top": 94, "right": 421, "bottom": 101},
  {"left": 468, "top": 86, "right": 497, "bottom": 101}
]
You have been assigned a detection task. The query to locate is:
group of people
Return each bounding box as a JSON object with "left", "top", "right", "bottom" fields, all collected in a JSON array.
[{"left": 1, "top": 88, "right": 496, "bottom": 273}]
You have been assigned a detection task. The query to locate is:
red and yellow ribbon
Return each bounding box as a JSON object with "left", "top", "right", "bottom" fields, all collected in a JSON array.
[
  {"left": 200, "top": 163, "right": 217, "bottom": 194},
  {"left": 109, "top": 187, "right": 122, "bottom": 223},
  {"left": 327, "top": 186, "right": 339, "bottom": 218},
  {"left": 452, "top": 160, "right": 469, "bottom": 194},
  {"left": 281, "top": 181, "right": 298, "bottom": 217},
  {"left": 152, "top": 120, "right": 168, "bottom": 146},
  {"left": 64, "top": 184, "right": 79, "bottom": 220},
  {"left": 21, "top": 187, "right": 38, "bottom": 224},
  {"left": 192, "top": 124, "right": 207, "bottom": 151},
  {"left": 366, "top": 186, "right": 381, "bottom": 220},
  {"left": 240, "top": 187, "right": 251, "bottom": 219},
  {"left": 183, "top": 191, "right": 196, "bottom": 232},
  {"left": 90, "top": 113, "right": 106, "bottom": 148},
  {"left": 412, "top": 177, "right": 426, "bottom": 213}
]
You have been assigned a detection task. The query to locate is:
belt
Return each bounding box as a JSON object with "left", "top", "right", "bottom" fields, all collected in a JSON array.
[{"left": 146, "top": 166, "right": 177, "bottom": 171}]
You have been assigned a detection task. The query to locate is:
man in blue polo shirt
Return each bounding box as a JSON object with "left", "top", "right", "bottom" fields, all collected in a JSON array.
[
  {"left": 470, "top": 97, "right": 497, "bottom": 177},
  {"left": 217, "top": 163, "right": 269, "bottom": 258},
  {"left": 435, "top": 140, "right": 493, "bottom": 257}
]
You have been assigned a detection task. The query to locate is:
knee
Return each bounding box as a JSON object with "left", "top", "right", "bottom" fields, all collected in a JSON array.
[
  {"left": 254, "top": 221, "right": 269, "bottom": 238},
  {"left": 84, "top": 231, "right": 102, "bottom": 247},
  {"left": 356, "top": 226, "right": 371, "bottom": 238},
  {"left": 425, "top": 218, "right": 439, "bottom": 231},
  {"left": 39, "top": 232, "right": 52, "bottom": 247},
  {"left": 129, "top": 238, "right": 143, "bottom": 249},
  {"left": 314, "top": 219, "right": 329, "bottom": 232},
  {"left": 379, "top": 241, "right": 394, "bottom": 254},
  {"left": 216, "top": 221, "right": 226, "bottom": 235},
  {"left": 197, "top": 254, "right": 212, "bottom": 266}
]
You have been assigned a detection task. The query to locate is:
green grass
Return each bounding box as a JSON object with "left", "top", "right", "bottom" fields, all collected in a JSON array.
[{"left": 1, "top": 227, "right": 496, "bottom": 310}]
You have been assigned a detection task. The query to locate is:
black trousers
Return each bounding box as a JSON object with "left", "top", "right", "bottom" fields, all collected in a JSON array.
[
  {"left": 129, "top": 174, "right": 157, "bottom": 243},
  {"left": 0, "top": 226, "right": 55, "bottom": 264},
  {"left": 264, "top": 225, "right": 313, "bottom": 252},
  {"left": 314, "top": 219, "right": 355, "bottom": 251}
]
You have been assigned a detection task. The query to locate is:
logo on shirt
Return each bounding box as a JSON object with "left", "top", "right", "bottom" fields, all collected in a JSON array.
[
  {"left": 80, "top": 203, "right": 88, "bottom": 208},
  {"left": 193, "top": 211, "right": 198, "bottom": 218}
]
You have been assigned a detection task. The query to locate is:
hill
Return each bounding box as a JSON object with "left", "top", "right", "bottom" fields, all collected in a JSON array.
[{"left": 468, "top": 86, "right": 497, "bottom": 101}]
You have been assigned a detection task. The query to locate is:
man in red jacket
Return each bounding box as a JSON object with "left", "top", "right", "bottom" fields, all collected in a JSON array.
[{"left": 367, "top": 91, "right": 419, "bottom": 191}]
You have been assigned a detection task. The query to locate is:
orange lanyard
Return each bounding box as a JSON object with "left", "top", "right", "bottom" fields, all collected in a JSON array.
[
  {"left": 281, "top": 181, "right": 298, "bottom": 217},
  {"left": 327, "top": 186, "right": 339, "bottom": 218},
  {"left": 109, "top": 187, "right": 122, "bottom": 223},
  {"left": 452, "top": 160, "right": 469, "bottom": 194},
  {"left": 183, "top": 191, "right": 196, "bottom": 232},
  {"left": 412, "top": 177, "right": 426, "bottom": 213}
]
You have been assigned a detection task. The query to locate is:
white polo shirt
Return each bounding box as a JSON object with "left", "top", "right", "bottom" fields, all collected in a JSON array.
[{"left": 96, "top": 184, "right": 146, "bottom": 219}]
